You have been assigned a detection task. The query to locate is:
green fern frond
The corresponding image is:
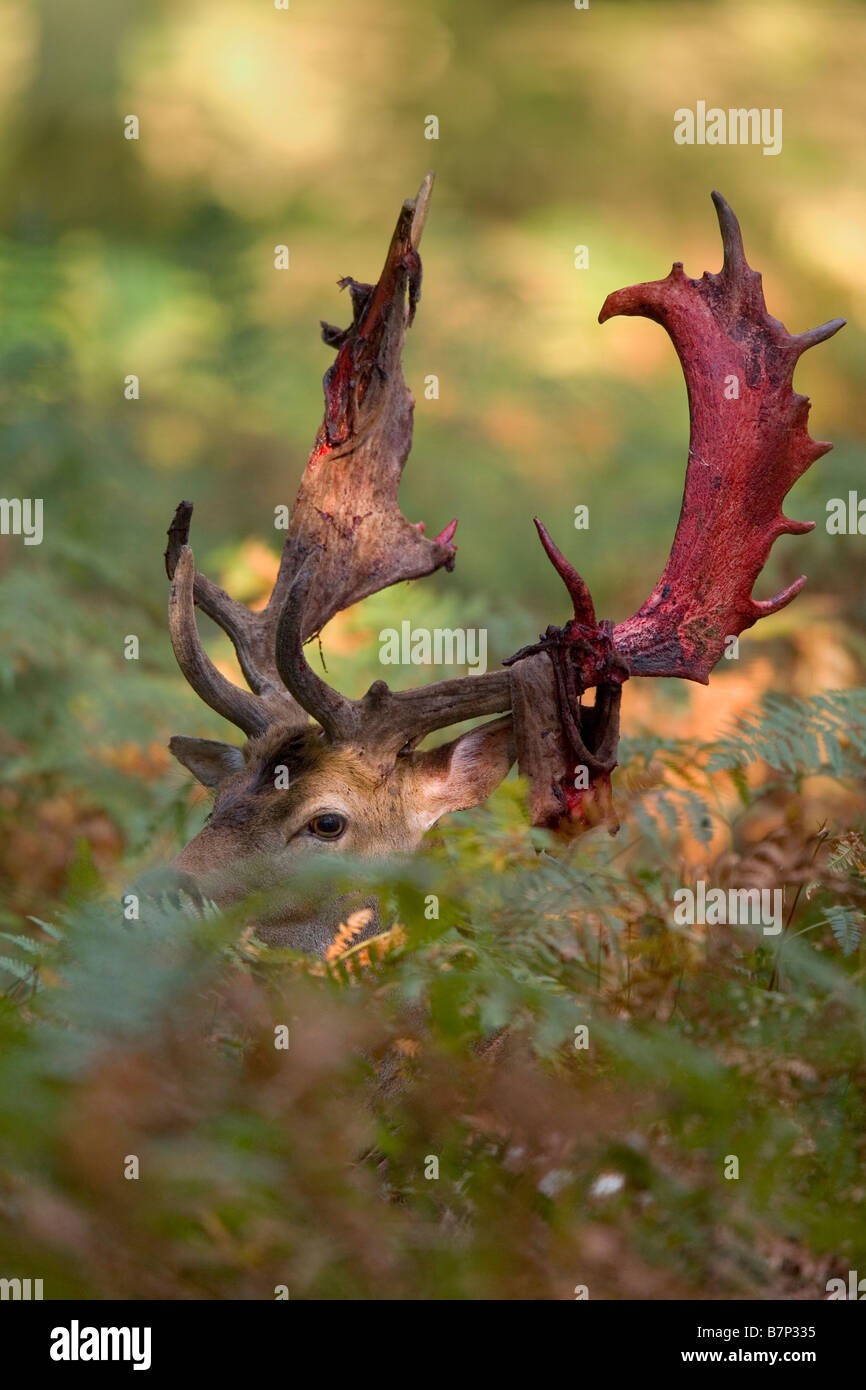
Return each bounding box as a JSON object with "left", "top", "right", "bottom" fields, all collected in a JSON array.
[{"left": 707, "top": 689, "right": 866, "bottom": 777}]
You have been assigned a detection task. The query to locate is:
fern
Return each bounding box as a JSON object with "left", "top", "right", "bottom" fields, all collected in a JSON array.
[
  {"left": 0, "top": 931, "right": 44, "bottom": 955},
  {"left": 824, "top": 905, "right": 864, "bottom": 957},
  {"left": 707, "top": 689, "right": 866, "bottom": 777},
  {"left": 630, "top": 785, "right": 715, "bottom": 851},
  {"left": 0, "top": 955, "right": 37, "bottom": 983}
]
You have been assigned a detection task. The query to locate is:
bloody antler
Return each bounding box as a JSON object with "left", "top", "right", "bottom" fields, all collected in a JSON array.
[
  {"left": 520, "top": 191, "right": 844, "bottom": 826},
  {"left": 608, "top": 191, "right": 845, "bottom": 681}
]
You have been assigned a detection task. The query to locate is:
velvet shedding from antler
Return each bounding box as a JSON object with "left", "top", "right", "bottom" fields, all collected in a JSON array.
[{"left": 165, "top": 174, "right": 512, "bottom": 756}]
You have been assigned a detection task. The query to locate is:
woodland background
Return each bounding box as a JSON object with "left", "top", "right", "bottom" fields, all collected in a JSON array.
[{"left": 1, "top": 0, "right": 866, "bottom": 1299}]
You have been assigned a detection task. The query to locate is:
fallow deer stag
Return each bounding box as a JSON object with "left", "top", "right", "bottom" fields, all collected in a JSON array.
[{"left": 163, "top": 174, "right": 843, "bottom": 953}]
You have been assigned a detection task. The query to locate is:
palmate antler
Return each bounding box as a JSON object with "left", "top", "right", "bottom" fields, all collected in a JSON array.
[
  {"left": 513, "top": 191, "right": 844, "bottom": 826},
  {"left": 165, "top": 174, "right": 511, "bottom": 757},
  {"left": 608, "top": 192, "right": 844, "bottom": 680}
]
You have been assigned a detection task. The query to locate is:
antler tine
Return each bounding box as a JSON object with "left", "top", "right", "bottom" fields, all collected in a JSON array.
[
  {"left": 712, "top": 189, "right": 748, "bottom": 281},
  {"left": 793, "top": 318, "right": 848, "bottom": 354},
  {"left": 532, "top": 517, "right": 596, "bottom": 626},
  {"left": 168, "top": 547, "right": 272, "bottom": 738},
  {"left": 166, "top": 501, "right": 285, "bottom": 699},
  {"left": 409, "top": 170, "right": 434, "bottom": 251},
  {"left": 273, "top": 546, "right": 359, "bottom": 743}
]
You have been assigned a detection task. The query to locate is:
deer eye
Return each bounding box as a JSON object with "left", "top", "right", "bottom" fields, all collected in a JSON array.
[{"left": 307, "top": 812, "right": 347, "bottom": 840}]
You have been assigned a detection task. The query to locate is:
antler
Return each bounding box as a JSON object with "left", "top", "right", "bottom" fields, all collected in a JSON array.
[
  {"left": 520, "top": 191, "right": 844, "bottom": 825},
  {"left": 166, "top": 174, "right": 511, "bottom": 752},
  {"left": 606, "top": 191, "right": 845, "bottom": 681}
]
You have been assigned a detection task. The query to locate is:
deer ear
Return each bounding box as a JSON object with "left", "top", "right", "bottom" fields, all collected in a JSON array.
[
  {"left": 414, "top": 716, "right": 515, "bottom": 826},
  {"left": 169, "top": 736, "right": 246, "bottom": 788}
]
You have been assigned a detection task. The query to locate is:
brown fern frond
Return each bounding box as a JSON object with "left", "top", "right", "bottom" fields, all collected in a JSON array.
[{"left": 324, "top": 908, "right": 375, "bottom": 964}]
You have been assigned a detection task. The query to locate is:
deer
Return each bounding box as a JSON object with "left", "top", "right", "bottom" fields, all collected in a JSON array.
[{"left": 160, "top": 173, "right": 844, "bottom": 954}]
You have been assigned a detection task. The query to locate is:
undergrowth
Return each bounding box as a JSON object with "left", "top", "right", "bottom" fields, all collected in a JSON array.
[{"left": 1, "top": 690, "right": 865, "bottom": 1299}]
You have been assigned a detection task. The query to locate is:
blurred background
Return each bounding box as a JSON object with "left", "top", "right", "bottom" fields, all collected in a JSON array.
[
  {"left": 0, "top": 0, "right": 864, "bottom": 913},
  {"left": 2, "top": 0, "right": 866, "bottom": 1307}
]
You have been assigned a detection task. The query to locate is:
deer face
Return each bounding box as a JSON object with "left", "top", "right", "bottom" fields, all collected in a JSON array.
[{"left": 169, "top": 719, "right": 513, "bottom": 954}]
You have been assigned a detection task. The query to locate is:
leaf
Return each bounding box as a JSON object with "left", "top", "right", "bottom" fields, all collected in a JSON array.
[
  {"left": 0, "top": 955, "right": 35, "bottom": 982},
  {"left": 825, "top": 905, "right": 863, "bottom": 958},
  {"left": 0, "top": 931, "right": 45, "bottom": 955}
]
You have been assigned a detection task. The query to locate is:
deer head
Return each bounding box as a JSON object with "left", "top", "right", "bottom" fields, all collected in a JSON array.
[{"left": 163, "top": 178, "right": 843, "bottom": 952}]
